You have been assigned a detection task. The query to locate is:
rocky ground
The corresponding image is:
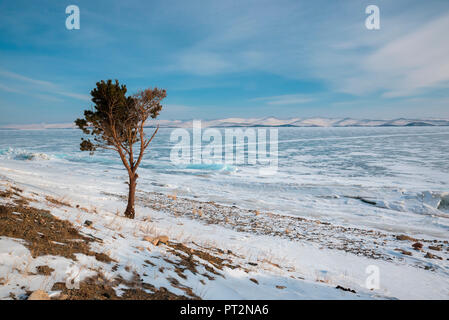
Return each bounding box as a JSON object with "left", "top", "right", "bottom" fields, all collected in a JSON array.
[{"left": 132, "top": 191, "right": 449, "bottom": 270}]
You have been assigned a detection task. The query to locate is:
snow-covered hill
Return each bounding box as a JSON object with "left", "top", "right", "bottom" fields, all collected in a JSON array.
[
  {"left": 2, "top": 117, "right": 449, "bottom": 130},
  {"left": 154, "top": 117, "right": 449, "bottom": 128}
]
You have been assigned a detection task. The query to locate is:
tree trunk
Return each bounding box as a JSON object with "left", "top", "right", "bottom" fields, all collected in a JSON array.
[{"left": 124, "top": 174, "right": 137, "bottom": 219}]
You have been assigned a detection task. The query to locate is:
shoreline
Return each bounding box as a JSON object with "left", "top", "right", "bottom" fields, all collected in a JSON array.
[{"left": 132, "top": 190, "right": 449, "bottom": 266}]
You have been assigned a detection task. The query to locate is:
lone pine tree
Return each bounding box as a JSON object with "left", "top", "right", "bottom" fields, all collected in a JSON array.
[{"left": 75, "top": 80, "right": 166, "bottom": 219}]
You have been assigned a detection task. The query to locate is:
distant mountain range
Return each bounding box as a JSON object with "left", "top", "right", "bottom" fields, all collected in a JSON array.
[
  {"left": 2, "top": 117, "right": 449, "bottom": 130},
  {"left": 153, "top": 117, "right": 449, "bottom": 128}
]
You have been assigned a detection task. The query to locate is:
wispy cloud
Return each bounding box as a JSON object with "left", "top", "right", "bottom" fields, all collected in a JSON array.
[
  {"left": 251, "top": 94, "right": 314, "bottom": 105},
  {"left": 0, "top": 83, "right": 22, "bottom": 94},
  {"left": 54, "top": 91, "right": 90, "bottom": 101},
  {"left": 0, "top": 70, "right": 54, "bottom": 87},
  {"left": 174, "top": 52, "right": 234, "bottom": 76},
  {"left": 0, "top": 69, "right": 89, "bottom": 101},
  {"left": 169, "top": 1, "right": 449, "bottom": 100},
  {"left": 0, "top": 82, "right": 64, "bottom": 102},
  {"left": 337, "top": 13, "right": 449, "bottom": 98}
]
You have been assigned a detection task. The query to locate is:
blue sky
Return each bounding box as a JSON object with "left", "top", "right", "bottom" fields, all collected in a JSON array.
[{"left": 1, "top": 0, "right": 449, "bottom": 125}]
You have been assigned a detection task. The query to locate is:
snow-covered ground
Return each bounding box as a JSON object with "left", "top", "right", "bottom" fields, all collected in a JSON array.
[
  {"left": 0, "top": 177, "right": 379, "bottom": 300},
  {"left": 0, "top": 167, "right": 448, "bottom": 299},
  {"left": 1, "top": 127, "right": 448, "bottom": 299}
]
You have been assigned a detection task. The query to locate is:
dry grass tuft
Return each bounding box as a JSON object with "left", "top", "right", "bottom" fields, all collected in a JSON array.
[{"left": 45, "top": 195, "right": 72, "bottom": 208}]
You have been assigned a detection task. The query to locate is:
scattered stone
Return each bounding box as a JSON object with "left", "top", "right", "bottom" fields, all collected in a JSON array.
[
  {"left": 428, "top": 245, "right": 441, "bottom": 251},
  {"left": 425, "top": 252, "right": 443, "bottom": 260},
  {"left": 249, "top": 278, "right": 259, "bottom": 285},
  {"left": 84, "top": 220, "right": 93, "bottom": 227},
  {"left": 134, "top": 191, "right": 448, "bottom": 266},
  {"left": 28, "top": 290, "right": 50, "bottom": 300},
  {"left": 36, "top": 265, "right": 55, "bottom": 275},
  {"left": 395, "top": 248, "right": 412, "bottom": 256},
  {"left": 336, "top": 285, "right": 356, "bottom": 293},
  {"left": 276, "top": 285, "right": 286, "bottom": 289},
  {"left": 167, "top": 193, "right": 177, "bottom": 200},
  {"left": 412, "top": 242, "right": 423, "bottom": 250},
  {"left": 396, "top": 234, "right": 416, "bottom": 241}
]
